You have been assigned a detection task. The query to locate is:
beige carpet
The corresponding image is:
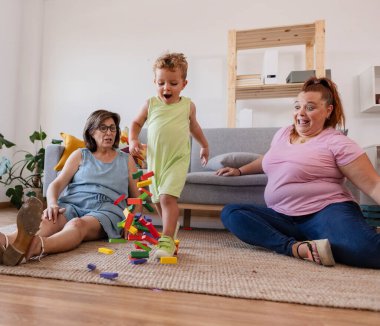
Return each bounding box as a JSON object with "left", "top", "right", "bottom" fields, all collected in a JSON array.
[{"left": 0, "top": 225, "right": 379, "bottom": 311}]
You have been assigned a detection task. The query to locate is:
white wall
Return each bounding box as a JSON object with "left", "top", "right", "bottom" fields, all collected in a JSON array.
[
  {"left": 0, "top": 0, "right": 43, "bottom": 201},
  {"left": 2, "top": 0, "right": 380, "bottom": 202}
]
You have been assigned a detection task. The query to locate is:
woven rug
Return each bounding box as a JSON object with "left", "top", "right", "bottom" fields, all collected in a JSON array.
[{"left": 0, "top": 225, "right": 379, "bottom": 311}]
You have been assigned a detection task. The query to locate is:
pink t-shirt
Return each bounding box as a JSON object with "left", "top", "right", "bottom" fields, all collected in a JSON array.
[{"left": 262, "top": 126, "right": 364, "bottom": 216}]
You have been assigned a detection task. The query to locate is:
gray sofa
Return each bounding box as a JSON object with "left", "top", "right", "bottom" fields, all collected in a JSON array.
[
  {"left": 44, "top": 128, "right": 278, "bottom": 226},
  {"left": 43, "top": 127, "right": 359, "bottom": 227}
]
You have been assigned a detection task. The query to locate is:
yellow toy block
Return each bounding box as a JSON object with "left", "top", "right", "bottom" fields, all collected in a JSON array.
[
  {"left": 98, "top": 247, "right": 114, "bottom": 255},
  {"left": 174, "top": 239, "right": 180, "bottom": 245},
  {"left": 137, "top": 179, "right": 152, "bottom": 188},
  {"left": 128, "top": 225, "right": 138, "bottom": 235},
  {"left": 160, "top": 257, "right": 177, "bottom": 264}
]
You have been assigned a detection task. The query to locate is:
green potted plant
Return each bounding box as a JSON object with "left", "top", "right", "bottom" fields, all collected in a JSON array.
[{"left": 0, "top": 128, "right": 50, "bottom": 208}]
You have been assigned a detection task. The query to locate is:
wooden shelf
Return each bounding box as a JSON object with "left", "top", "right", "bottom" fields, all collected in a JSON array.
[
  {"left": 236, "top": 83, "right": 303, "bottom": 100},
  {"left": 227, "top": 20, "right": 325, "bottom": 127}
]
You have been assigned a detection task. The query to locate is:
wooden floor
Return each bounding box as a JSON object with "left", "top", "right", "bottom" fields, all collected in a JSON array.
[{"left": 0, "top": 207, "right": 379, "bottom": 325}]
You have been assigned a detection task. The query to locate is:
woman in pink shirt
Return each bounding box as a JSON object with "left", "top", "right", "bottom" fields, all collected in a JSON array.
[{"left": 218, "top": 77, "right": 380, "bottom": 268}]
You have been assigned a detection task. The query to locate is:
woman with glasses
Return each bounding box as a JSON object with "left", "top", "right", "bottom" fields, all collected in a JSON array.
[
  {"left": 0, "top": 110, "right": 140, "bottom": 265},
  {"left": 217, "top": 77, "right": 380, "bottom": 269}
]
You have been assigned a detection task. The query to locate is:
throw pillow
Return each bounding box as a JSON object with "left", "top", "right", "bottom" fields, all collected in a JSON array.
[
  {"left": 54, "top": 132, "right": 85, "bottom": 171},
  {"left": 206, "top": 152, "right": 261, "bottom": 170}
]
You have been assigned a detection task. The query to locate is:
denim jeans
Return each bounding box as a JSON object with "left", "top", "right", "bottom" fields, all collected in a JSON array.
[{"left": 221, "top": 201, "right": 380, "bottom": 269}]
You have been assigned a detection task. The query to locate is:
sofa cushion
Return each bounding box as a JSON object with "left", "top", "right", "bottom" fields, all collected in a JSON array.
[
  {"left": 206, "top": 152, "right": 261, "bottom": 170},
  {"left": 186, "top": 171, "right": 267, "bottom": 186},
  {"left": 54, "top": 133, "right": 85, "bottom": 171}
]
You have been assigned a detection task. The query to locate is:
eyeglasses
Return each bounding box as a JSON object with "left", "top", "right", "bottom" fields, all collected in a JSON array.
[{"left": 98, "top": 125, "right": 118, "bottom": 133}]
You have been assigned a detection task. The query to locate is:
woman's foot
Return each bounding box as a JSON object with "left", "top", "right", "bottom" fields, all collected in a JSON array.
[
  {"left": 2, "top": 197, "right": 43, "bottom": 266},
  {"left": 0, "top": 233, "right": 9, "bottom": 264},
  {"left": 25, "top": 235, "right": 45, "bottom": 261},
  {"left": 293, "top": 239, "right": 335, "bottom": 267}
]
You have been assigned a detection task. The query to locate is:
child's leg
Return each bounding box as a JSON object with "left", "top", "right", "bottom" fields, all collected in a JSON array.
[{"left": 159, "top": 194, "right": 179, "bottom": 238}]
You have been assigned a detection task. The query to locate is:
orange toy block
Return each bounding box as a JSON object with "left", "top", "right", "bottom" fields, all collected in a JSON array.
[
  {"left": 137, "top": 179, "right": 152, "bottom": 188},
  {"left": 127, "top": 198, "right": 143, "bottom": 205},
  {"left": 140, "top": 171, "right": 154, "bottom": 181}
]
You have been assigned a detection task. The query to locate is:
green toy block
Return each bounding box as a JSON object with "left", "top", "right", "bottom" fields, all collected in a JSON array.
[
  {"left": 130, "top": 250, "right": 150, "bottom": 258},
  {"left": 134, "top": 241, "right": 152, "bottom": 252},
  {"left": 132, "top": 170, "right": 143, "bottom": 180},
  {"left": 143, "top": 202, "right": 154, "bottom": 212},
  {"left": 108, "top": 238, "right": 127, "bottom": 243}
]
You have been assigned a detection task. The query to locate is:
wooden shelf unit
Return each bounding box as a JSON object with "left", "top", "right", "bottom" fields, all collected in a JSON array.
[
  {"left": 227, "top": 20, "right": 325, "bottom": 127},
  {"left": 359, "top": 66, "right": 380, "bottom": 113}
]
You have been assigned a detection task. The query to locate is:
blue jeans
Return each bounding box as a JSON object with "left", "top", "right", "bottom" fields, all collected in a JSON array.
[{"left": 221, "top": 201, "right": 380, "bottom": 269}]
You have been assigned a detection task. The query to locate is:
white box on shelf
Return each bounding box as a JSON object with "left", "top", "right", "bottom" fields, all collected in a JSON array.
[{"left": 262, "top": 49, "right": 278, "bottom": 84}]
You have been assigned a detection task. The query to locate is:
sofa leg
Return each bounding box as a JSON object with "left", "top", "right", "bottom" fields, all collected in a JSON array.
[{"left": 183, "top": 209, "right": 191, "bottom": 228}]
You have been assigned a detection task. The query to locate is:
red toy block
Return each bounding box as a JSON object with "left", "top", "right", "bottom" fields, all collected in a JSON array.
[
  {"left": 124, "top": 212, "right": 135, "bottom": 231},
  {"left": 138, "top": 216, "right": 148, "bottom": 226},
  {"left": 127, "top": 198, "right": 143, "bottom": 205},
  {"left": 139, "top": 188, "right": 153, "bottom": 197},
  {"left": 140, "top": 171, "right": 154, "bottom": 180},
  {"left": 128, "top": 234, "right": 143, "bottom": 241},
  {"left": 142, "top": 234, "right": 158, "bottom": 245},
  {"left": 113, "top": 194, "right": 126, "bottom": 205},
  {"left": 146, "top": 222, "right": 160, "bottom": 239}
]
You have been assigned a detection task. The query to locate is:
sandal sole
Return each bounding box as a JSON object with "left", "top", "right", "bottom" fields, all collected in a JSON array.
[
  {"left": 314, "top": 239, "right": 335, "bottom": 267},
  {"left": 3, "top": 197, "right": 42, "bottom": 266}
]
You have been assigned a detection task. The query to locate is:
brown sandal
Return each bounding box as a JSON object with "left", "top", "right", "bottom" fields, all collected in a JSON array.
[
  {"left": 3, "top": 197, "right": 42, "bottom": 266},
  {"left": 295, "top": 239, "right": 335, "bottom": 267}
]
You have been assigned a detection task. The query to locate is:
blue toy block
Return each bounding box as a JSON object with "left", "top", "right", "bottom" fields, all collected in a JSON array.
[
  {"left": 100, "top": 272, "right": 118, "bottom": 279},
  {"left": 130, "top": 258, "right": 147, "bottom": 265},
  {"left": 87, "top": 263, "right": 96, "bottom": 271}
]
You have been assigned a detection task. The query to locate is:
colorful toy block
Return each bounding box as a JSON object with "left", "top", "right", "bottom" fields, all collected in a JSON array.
[
  {"left": 130, "top": 258, "right": 147, "bottom": 265},
  {"left": 138, "top": 192, "right": 149, "bottom": 201},
  {"left": 137, "top": 179, "right": 152, "bottom": 188},
  {"left": 128, "top": 234, "right": 143, "bottom": 241},
  {"left": 160, "top": 257, "right": 177, "bottom": 264},
  {"left": 108, "top": 238, "right": 127, "bottom": 243},
  {"left": 142, "top": 234, "right": 158, "bottom": 245},
  {"left": 128, "top": 225, "right": 138, "bottom": 235},
  {"left": 132, "top": 170, "right": 143, "bottom": 179},
  {"left": 127, "top": 198, "right": 143, "bottom": 205},
  {"left": 146, "top": 222, "right": 160, "bottom": 239},
  {"left": 138, "top": 216, "right": 148, "bottom": 226},
  {"left": 134, "top": 241, "right": 152, "bottom": 252},
  {"left": 140, "top": 171, "right": 154, "bottom": 180},
  {"left": 87, "top": 263, "right": 96, "bottom": 271},
  {"left": 130, "top": 250, "right": 149, "bottom": 259},
  {"left": 139, "top": 188, "right": 153, "bottom": 197},
  {"left": 113, "top": 194, "right": 126, "bottom": 205},
  {"left": 98, "top": 247, "right": 114, "bottom": 255},
  {"left": 100, "top": 272, "right": 118, "bottom": 279},
  {"left": 143, "top": 202, "right": 154, "bottom": 212},
  {"left": 127, "top": 204, "right": 135, "bottom": 212}
]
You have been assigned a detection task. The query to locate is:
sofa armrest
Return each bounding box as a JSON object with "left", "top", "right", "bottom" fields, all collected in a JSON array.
[
  {"left": 359, "top": 145, "right": 380, "bottom": 205},
  {"left": 43, "top": 144, "right": 64, "bottom": 197}
]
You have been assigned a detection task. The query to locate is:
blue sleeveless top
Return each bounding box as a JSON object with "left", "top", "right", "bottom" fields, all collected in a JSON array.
[{"left": 63, "top": 148, "right": 129, "bottom": 208}]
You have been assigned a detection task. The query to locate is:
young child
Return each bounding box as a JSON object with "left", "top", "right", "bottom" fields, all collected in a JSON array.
[{"left": 129, "top": 52, "right": 209, "bottom": 258}]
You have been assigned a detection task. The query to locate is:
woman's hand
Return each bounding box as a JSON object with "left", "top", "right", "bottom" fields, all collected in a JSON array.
[
  {"left": 43, "top": 204, "right": 66, "bottom": 223},
  {"left": 215, "top": 167, "right": 241, "bottom": 177}
]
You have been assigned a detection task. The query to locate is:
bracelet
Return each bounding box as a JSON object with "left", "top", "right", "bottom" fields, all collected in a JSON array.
[{"left": 237, "top": 168, "right": 242, "bottom": 176}]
